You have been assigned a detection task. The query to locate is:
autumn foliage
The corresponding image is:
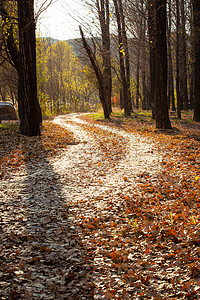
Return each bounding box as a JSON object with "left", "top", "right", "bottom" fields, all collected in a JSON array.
[
  {"left": 0, "top": 112, "right": 199, "bottom": 298},
  {"left": 0, "top": 121, "right": 76, "bottom": 179}
]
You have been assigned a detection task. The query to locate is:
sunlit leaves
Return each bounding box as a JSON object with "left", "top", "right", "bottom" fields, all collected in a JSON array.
[
  {"left": 36, "top": 40, "right": 94, "bottom": 115},
  {"left": 0, "top": 121, "right": 75, "bottom": 179},
  {"left": 78, "top": 111, "right": 200, "bottom": 297},
  {"left": 1, "top": 111, "right": 200, "bottom": 298}
]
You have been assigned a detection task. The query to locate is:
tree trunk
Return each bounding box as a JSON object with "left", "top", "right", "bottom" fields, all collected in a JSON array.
[
  {"left": 18, "top": 0, "right": 42, "bottom": 136},
  {"left": 141, "top": 3, "right": 148, "bottom": 110},
  {"left": 97, "top": 0, "right": 112, "bottom": 116},
  {"left": 118, "top": 0, "right": 132, "bottom": 115},
  {"left": 155, "top": 0, "right": 172, "bottom": 129},
  {"left": 79, "top": 26, "right": 110, "bottom": 119},
  {"left": 113, "top": 0, "right": 131, "bottom": 116},
  {"left": 167, "top": 0, "right": 176, "bottom": 111},
  {"left": 135, "top": 52, "right": 140, "bottom": 110},
  {"left": 180, "top": 0, "right": 189, "bottom": 110},
  {"left": 193, "top": 0, "right": 200, "bottom": 121},
  {"left": 176, "top": 0, "right": 181, "bottom": 119},
  {"left": 189, "top": 0, "right": 195, "bottom": 110},
  {"left": 148, "top": 0, "right": 156, "bottom": 119}
]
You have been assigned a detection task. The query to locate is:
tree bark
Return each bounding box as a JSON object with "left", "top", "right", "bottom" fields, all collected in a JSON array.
[
  {"left": 188, "top": 0, "right": 195, "bottom": 110},
  {"left": 167, "top": 0, "right": 176, "bottom": 111},
  {"left": 141, "top": 2, "right": 148, "bottom": 110},
  {"left": 135, "top": 58, "right": 140, "bottom": 110},
  {"left": 18, "top": 0, "right": 42, "bottom": 136},
  {"left": 118, "top": 0, "right": 132, "bottom": 115},
  {"left": 148, "top": 0, "right": 156, "bottom": 118},
  {"left": 97, "top": 0, "right": 112, "bottom": 116},
  {"left": 113, "top": 0, "right": 131, "bottom": 116},
  {"left": 155, "top": 0, "right": 172, "bottom": 129},
  {"left": 176, "top": 0, "right": 181, "bottom": 119},
  {"left": 193, "top": 0, "right": 200, "bottom": 121},
  {"left": 79, "top": 26, "right": 110, "bottom": 119},
  {"left": 180, "top": 0, "right": 189, "bottom": 110}
]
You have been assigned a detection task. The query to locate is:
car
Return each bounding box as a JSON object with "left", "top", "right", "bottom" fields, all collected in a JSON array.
[{"left": 0, "top": 102, "right": 18, "bottom": 123}]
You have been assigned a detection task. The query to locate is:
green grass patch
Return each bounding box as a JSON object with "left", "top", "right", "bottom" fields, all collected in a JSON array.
[
  {"left": 85, "top": 109, "right": 154, "bottom": 123},
  {"left": 85, "top": 112, "right": 106, "bottom": 121},
  {"left": 0, "top": 123, "right": 19, "bottom": 131},
  {"left": 86, "top": 109, "right": 197, "bottom": 128}
]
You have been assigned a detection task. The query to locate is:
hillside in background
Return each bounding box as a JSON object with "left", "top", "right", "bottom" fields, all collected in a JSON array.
[{"left": 40, "top": 37, "right": 83, "bottom": 57}]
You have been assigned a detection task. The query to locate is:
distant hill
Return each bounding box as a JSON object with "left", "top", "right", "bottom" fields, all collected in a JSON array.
[
  {"left": 40, "top": 37, "right": 59, "bottom": 45},
  {"left": 65, "top": 38, "right": 83, "bottom": 57},
  {"left": 40, "top": 37, "right": 83, "bottom": 57}
]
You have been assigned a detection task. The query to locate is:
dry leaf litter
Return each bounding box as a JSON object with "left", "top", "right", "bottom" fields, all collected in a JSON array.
[{"left": 0, "top": 114, "right": 199, "bottom": 299}]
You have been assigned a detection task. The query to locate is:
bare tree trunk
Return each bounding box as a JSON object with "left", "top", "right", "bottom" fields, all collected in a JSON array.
[
  {"left": 113, "top": 0, "right": 131, "bottom": 116},
  {"left": 0, "top": 0, "right": 42, "bottom": 135},
  {"left": 180, "top": 0, "right": 189, "bottom": 110},
  {"left": 167, "top": 0, "right": 176, "bottom": 111},
  {"left": 135, "top": 59, "right": 140, "bottom": 110},
  {"left": 97, "top": 0, "right": 112, "bottom": 115},
  {"left": 141, "top": 68, "right": 148, "bottom": 110},
  {"left": 79, "top": 26, "right": 110, "bottom": 119},
  {"left": 155, "top": 0, "right": 172, "bottom": 129},
  {"left": 18, "top": 0, "right": 42, "bottom": 136},
  {"left": 193, "top": 0, "right": 200, "bottom": 121},
  {"left": 141, "top": 3, "right": 148, "bottom": 110},
  {"left": 148, "top": 0, "right": 156, "bottom": 118},
  {"left": 118, "top": 0, "right": 132, "bottom": 115},
  {"left": 135, "top": 7, "right": 144, "bottom": 111},
  {"left": 176, "top": 0, "right": 181, "bottom": 119},
  {"left": 189, "top": 0, "right": 195, "bottom": 110}
]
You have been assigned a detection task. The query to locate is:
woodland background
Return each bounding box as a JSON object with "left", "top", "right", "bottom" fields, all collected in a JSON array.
[
  {"left": 0, "top": 1, "right": 200, "bottom": 299},
  {"left": 0, "top": 0, "right": 200, "bottom": 130}
]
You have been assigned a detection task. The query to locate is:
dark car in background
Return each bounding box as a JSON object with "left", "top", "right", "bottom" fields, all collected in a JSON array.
[{"left": 0, "top": 102, "right": 17, "bottom": 123}]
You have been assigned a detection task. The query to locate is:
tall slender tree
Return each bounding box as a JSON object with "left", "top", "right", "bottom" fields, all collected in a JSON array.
[
  {"left": 154, "top": 0, "right": 172, "bottom": 129},
  {"left": 148, "top": 0, "right": 156, "bottom": 118},
  {"left": 113, "top": 0, "right": 132, "bottom": 116},
  {"left": 176, "top": 0, "right": 181, "bottom": 118},
  {"left": 0, "top": 0, "right": 42, "bottom": 135},
  {"left": 188, "top": 0, "right": 195, "bottom": 110},
  {"left": 167, "top": 0, "right": 176, "bottom": 111},
  {"left": 97, "top": 0, "right": 112, "bottom": 116},
  {"left": 180, "top": 0, "right": 188, "bottom": 110},
  {"left": 18, "top": 0, "right": 42, "bottom": 135},
  {"left": 80, "top": 26, "right": 110, "bottom": 119},
  {"left": 80, "top": 0, "right": 112, "bottom": 119},
  {"left": 113, "top": 0, "right": 131, "bottom": 115},
  {"left": 193, "top": 0, "right": 200, "bottom": 121}
]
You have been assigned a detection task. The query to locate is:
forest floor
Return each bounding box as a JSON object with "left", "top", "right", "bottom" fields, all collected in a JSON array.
[{"left": 0, "top": 111, "right": 200, "bottom": 300}]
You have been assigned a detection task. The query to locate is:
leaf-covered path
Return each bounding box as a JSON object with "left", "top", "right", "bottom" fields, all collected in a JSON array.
[{"left": 0, "top": 113, "right": 200, "bottom": 299}]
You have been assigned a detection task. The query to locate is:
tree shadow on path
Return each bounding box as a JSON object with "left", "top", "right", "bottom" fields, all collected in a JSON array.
[{"left": 0, "top": 137, "right": 94, "bottom": 299}]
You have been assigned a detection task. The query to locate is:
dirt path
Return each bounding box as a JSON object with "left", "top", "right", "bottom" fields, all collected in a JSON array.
[
  {"left": 3, "top": 114, "right": 196, "bottom": 299},
  {"left": 53, "top": 113, "right": 163, "bottom": 188},
  {"left": 52, "top": 114, "right": 163, "bottom": 227}
]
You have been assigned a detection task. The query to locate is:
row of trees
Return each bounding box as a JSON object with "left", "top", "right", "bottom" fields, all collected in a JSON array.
[
  {"left": 79, "top": 0, "right": 200, "bottom": 126},
  {"left": 0, "top": 1, "right": 100, "bottom": 136},
  {"left": 0, "top": 0, "right": 200, "bottom": 136}
]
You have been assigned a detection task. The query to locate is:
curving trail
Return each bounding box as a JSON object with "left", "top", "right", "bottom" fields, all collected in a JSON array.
[
  {"left": 53, "top": 113, "right": 163, "bottom": 194},
  {"left": 0, "top": 114, "right": 166, "bottom": 299}
]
